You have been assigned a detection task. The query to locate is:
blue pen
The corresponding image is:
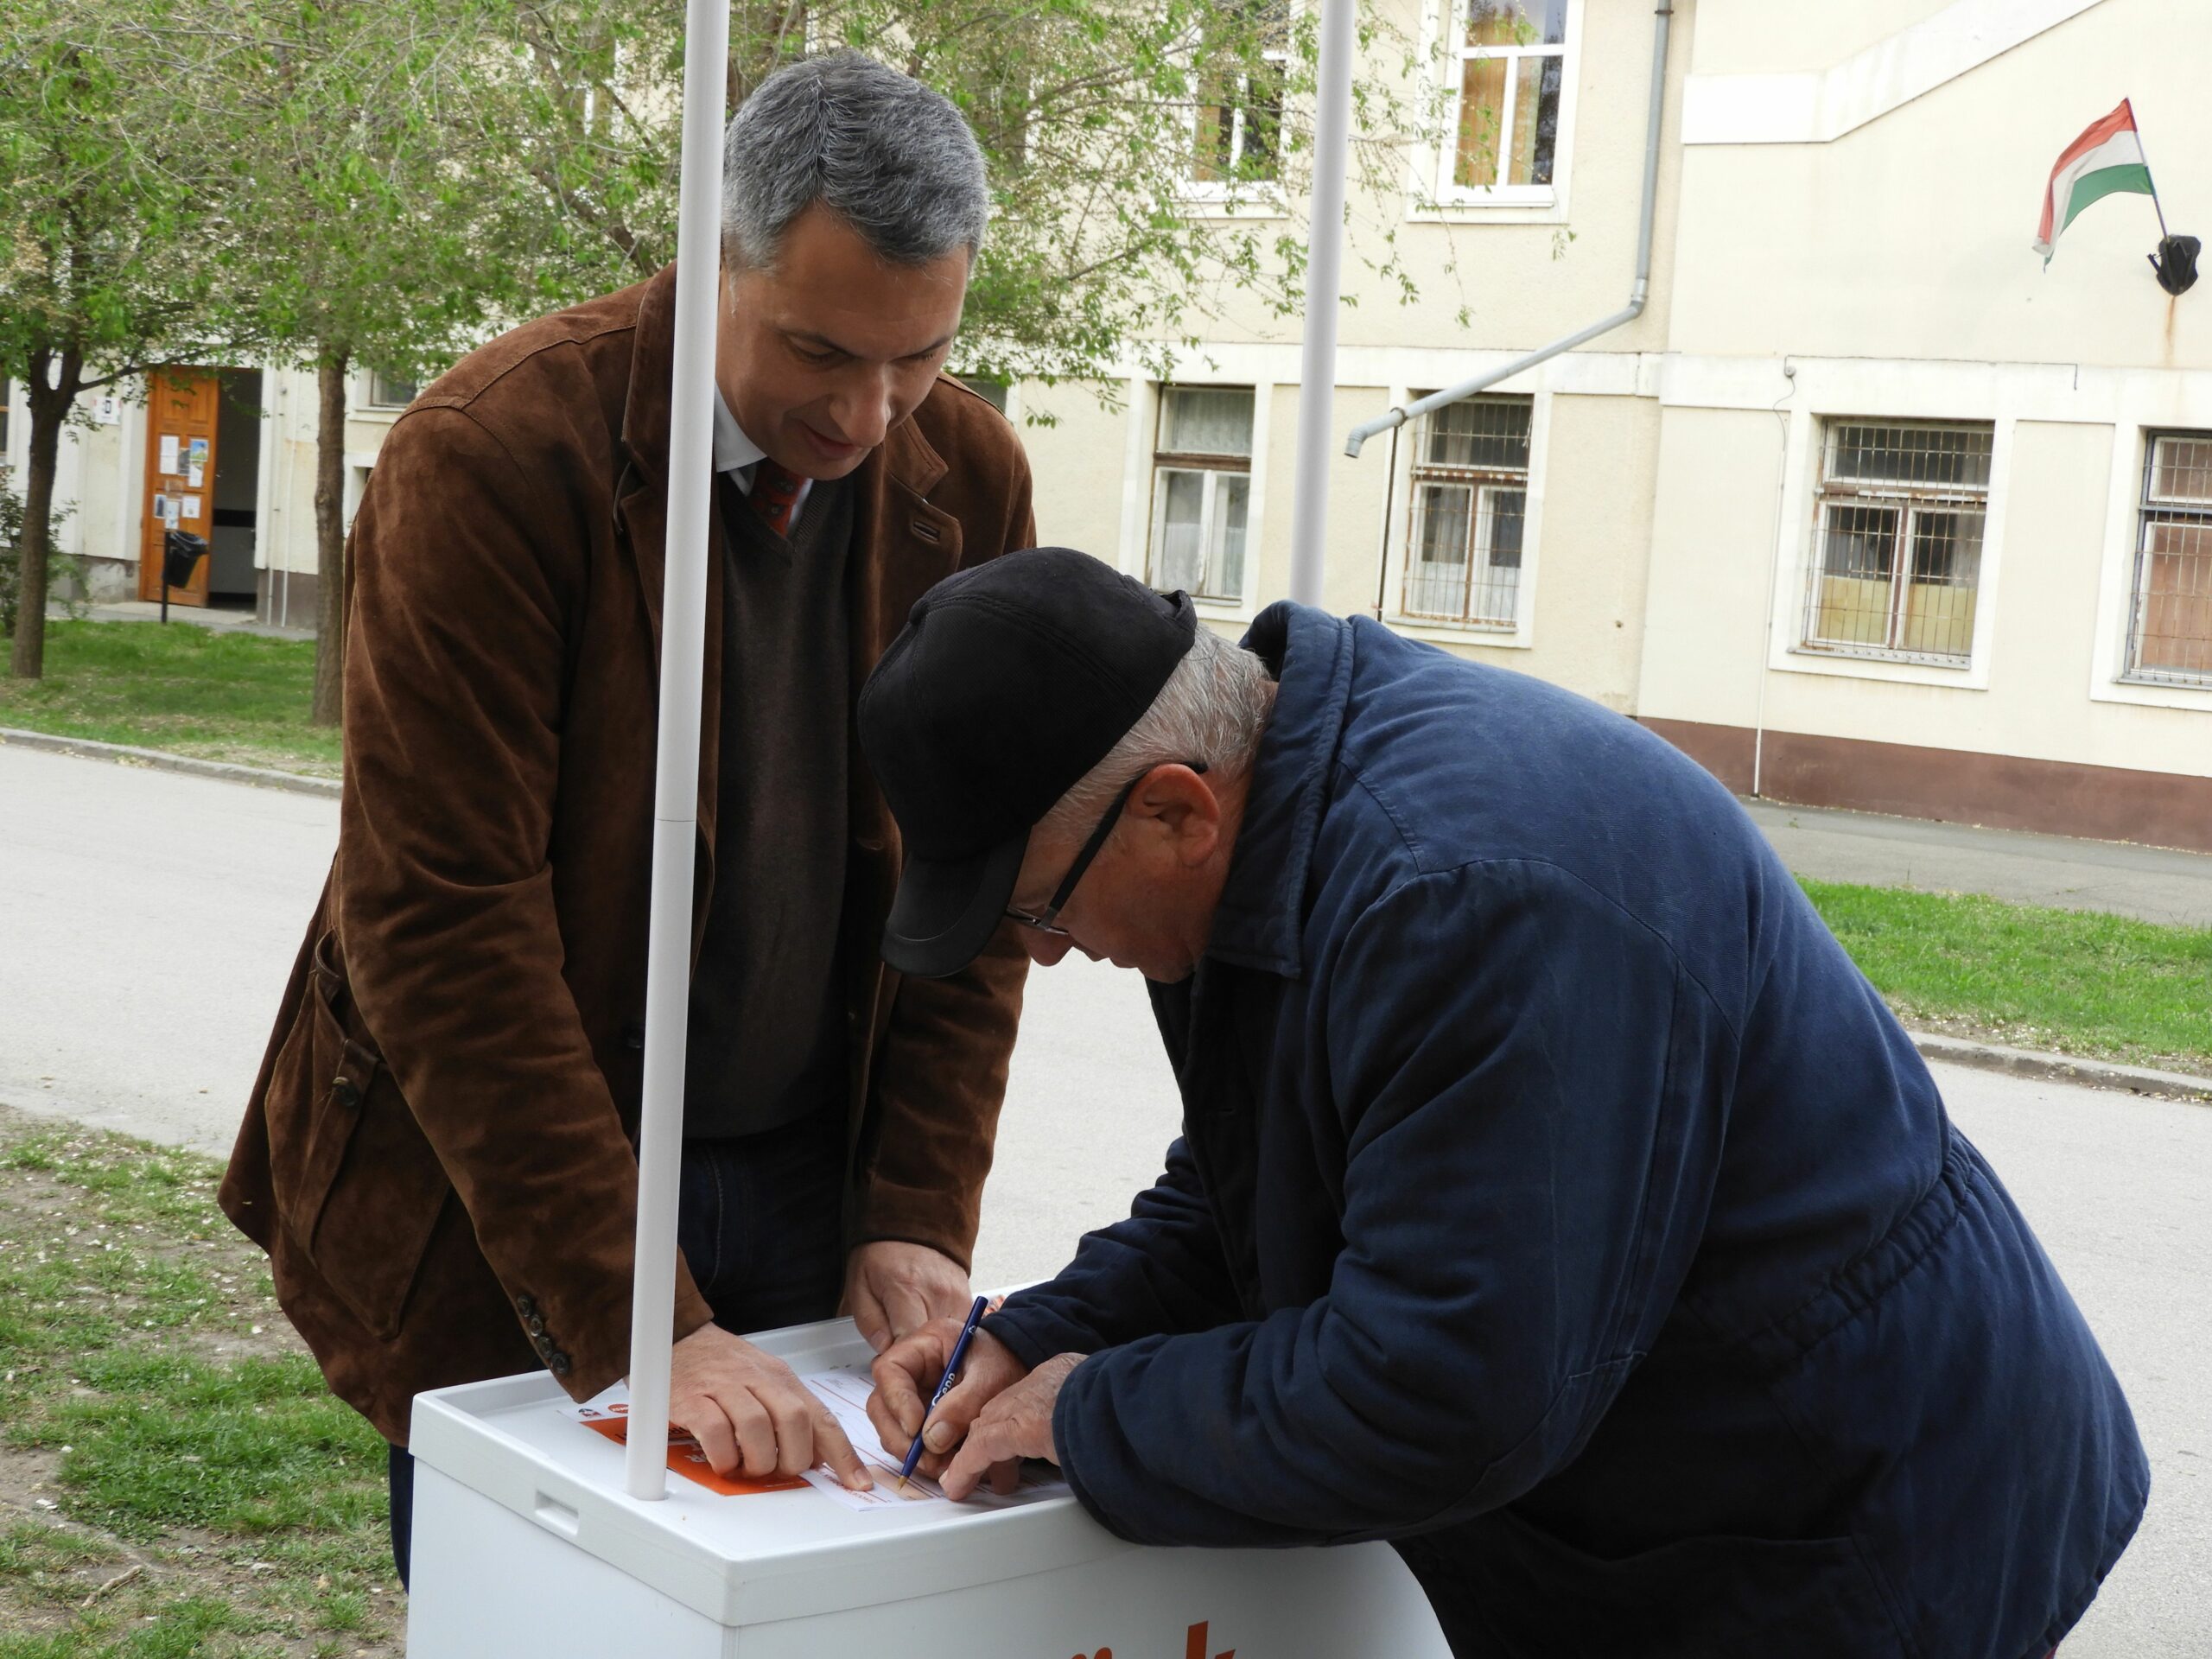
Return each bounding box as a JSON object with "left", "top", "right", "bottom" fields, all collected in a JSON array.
[{"left": 898, "top": 1294, "right": 989, "bottom": 1491}]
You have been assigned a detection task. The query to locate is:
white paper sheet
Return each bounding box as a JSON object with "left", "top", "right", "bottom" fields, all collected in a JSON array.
[
  {"left": 159, "top": 435, "right": 180, "bottom": 474},
  {"left": 560, "top": 1370, "right": 1068, "bottom": 1514}
]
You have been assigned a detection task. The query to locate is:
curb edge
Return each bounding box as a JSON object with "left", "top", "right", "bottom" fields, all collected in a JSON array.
[
  {"left": 1911, "top": 1031, "right": 2211, "bottom": 1103},
  {"left": 0, "top": 727, "right": 340, "bottom": 799}
]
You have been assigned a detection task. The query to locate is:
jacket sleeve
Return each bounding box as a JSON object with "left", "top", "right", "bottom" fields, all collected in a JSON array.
[
  {"left": 1046, "top": 861, "right": 1726, "bottom": 1547},
  {"left": 982, "top": 1136, "right": 1243, "bottom": 1367},
  {"left": 852, "top": 435, "right": 1038, "bottom": 1265},
  {"left": 337, "top": 407, "right": 714, "bottom": 1400}
]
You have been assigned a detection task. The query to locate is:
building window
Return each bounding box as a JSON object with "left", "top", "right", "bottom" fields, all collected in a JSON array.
[
  {"left": 1402, "top": 394, "right": 1530, "bottom": 626},
  {"left": 1447, "top": 1, "right": 1568, "bottom": 199},
  {"left": 2128, "top": 433, "right": 2212, "bottom": 687},
  {"left": 367, "top": 371, "right": 418, "bottom": 410},
  {"left": 1149, "top": 386, "right": 1254, "bottom": 602},
  {"left": 1801, "top": 420, "right": 1991, "bottom": 665},
  {"left": 1192, "top": 3, "right": 1289, "bottom": 189}
]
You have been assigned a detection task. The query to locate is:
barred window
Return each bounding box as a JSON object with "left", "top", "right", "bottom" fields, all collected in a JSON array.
[
  {"left": 1448, "top": 1, "right": 1568, "bottom": 198},
  {"left": 1149, "top": 386, "right": 1254, "bottom": 602},
  {"left": 2127, "top": 434, "right": 2212, "bottom": 687},
  {"left": 1402, "top": 394, "right": 1530, "bottom": 626},
  {"left": 1802, "top": 420, "right": 1991, "bottom": 664}
]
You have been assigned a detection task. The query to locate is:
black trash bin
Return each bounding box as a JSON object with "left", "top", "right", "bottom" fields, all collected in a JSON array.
[{"left": 160, "top": 529, "right": 208, "bottom": 621}]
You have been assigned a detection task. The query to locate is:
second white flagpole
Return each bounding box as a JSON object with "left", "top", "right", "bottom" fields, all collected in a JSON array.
[{"left": 625, "top": 0, "right": 731, "bottom": 1501}]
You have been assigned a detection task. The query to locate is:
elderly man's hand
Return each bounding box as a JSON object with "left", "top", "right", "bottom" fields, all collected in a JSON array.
[
  {"left": 866, "top": 1319, "right": 1027, "bottom": 1480},
  {"left": 664, "top": 1323, "right": 871, "bottom": 1489},
  {"left": 938, "top": 1351, "right": 1084, "bottom": 1499},
  {"left": 844, "top": 1241, "right": 973, "bottom": 1354}
]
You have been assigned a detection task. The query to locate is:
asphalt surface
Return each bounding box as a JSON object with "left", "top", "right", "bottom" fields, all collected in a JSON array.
[
  {"left": 1745, "top": 798, "right": 2212, "bottom": 929},
  {"left": 2, "top": 744, "right": 2206, "bottom": 1652}
]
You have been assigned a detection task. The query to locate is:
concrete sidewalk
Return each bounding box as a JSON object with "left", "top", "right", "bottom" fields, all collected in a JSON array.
[
  {"left": 1745, "top": 798, "right": 2212, "bottom": 929},
  {"left": 50, "top": 597, "right": 314, "bottom": 642}
]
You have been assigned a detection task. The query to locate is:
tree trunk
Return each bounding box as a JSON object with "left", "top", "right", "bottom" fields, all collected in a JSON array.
[
  {"left": 9, "top": 345, "right": 81, "bottom": 681},
  {"left": 310, "top": 351, "right": 349, "bottom": 727}
]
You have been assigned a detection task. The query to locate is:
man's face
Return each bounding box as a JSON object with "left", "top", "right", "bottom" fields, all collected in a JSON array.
[
  {"left": 717, "top": 203, "right": 971, "bottom": 480},
  {"left": 1002, "top": 765, "right": 1232, "bottom": 984}
]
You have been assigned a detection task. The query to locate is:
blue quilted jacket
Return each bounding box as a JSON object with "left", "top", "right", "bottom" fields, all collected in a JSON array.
[{"left": 987, "top": 602, "right": 2145, "bottom": 1659}]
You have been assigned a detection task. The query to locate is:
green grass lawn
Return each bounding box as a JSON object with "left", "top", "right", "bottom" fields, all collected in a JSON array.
[
  {"left": 1802, "top": 878, "right": 2212, "bottom": 1077},
  {"left": 0, "top": 1113, "right": 397, "bottom": 1656},
  {"left": 0, "top": 621, "right": 338, "bottom": 779}
]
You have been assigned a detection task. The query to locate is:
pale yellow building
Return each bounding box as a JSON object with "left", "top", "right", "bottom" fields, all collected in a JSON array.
[
  {"left": 1020, "top": 0, "right": 2211, "bottom": 849},
  {"left": 10, "top": 0, "right": 2206, "bottom": 846}
]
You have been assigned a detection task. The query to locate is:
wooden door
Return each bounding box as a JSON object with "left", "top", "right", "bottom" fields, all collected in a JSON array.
[{"left": 138, "top": 369, "right": 220, "bottom": 605}]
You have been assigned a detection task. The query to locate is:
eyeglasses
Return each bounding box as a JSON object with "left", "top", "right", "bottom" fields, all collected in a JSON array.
[{"left": 1004, "top": 760, "right": 1209, "bottom": 938}]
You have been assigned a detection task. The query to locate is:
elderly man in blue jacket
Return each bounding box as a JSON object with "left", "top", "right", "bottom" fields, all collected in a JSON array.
[{"left": 856, "top": 548, "right": 2146, "bottom": 1659}]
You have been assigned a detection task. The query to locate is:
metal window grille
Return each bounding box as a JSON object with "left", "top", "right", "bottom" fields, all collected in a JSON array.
[
  {"left": 1451, "top": 1, "right": 1568, "bottom": 194},
  {"left": 2126, "top": 433, "right": 2212, "bottom": 688},
  {"left": 1802, "top": 420, "right": 1991, "bottom": 664},
  {"left": 1192, "top": 3, "right": 1290, "bottom": 187},
  {"left": 1402, "top": 394, "right": 1530, "bottom": 626},
  {"left": 1150, "top": 386, "right": 1255, "bottom": 602}
]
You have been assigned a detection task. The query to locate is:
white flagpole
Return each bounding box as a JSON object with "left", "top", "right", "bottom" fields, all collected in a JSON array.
[
  {"left": 625, "top": 0, "right": 730, "bottom": 1501},
  {"left": 1286, "top": 0, "right": 1357, "bottom": 607}
]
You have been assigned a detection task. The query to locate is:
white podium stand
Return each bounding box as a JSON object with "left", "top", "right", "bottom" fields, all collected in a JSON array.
[{"left": 406, "top": 1316, "right": 1450, "bottom": 1658}]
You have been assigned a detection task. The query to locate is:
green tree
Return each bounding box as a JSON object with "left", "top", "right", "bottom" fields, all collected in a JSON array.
[
  {"left": 0, "top": 0, "right": 257, "bottom": 678},
  {"left": 224, "top": 0, "right": 544, "bottom": 723},
  {"left": 478, "top": 1, "right": 1435, "bottom": 390}
]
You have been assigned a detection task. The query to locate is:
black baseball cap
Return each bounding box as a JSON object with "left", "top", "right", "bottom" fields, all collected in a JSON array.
[{"left": 858, "top": 548, "right": 1197, "bottom": 977}]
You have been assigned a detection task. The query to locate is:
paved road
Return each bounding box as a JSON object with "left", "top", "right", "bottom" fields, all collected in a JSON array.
[
  {"left": 3, "top": 746, "right": 2205, "bottom": 1651},
  {"left": 1746, "top": 798, "right": 2212, "bottom": 929}
]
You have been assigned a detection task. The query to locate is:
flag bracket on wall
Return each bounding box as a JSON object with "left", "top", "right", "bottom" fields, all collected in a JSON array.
[{"left": 2150, "top": 235, "right": 2200, "bottom": 297}]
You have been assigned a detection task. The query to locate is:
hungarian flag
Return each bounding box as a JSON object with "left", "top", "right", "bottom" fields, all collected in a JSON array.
[{"left": 2034, "top": 99, "right": 2155, "bottom": 264}]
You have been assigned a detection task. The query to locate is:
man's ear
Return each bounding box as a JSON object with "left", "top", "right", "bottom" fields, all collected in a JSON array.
[{"left": 1129, "top": 765, "right": 1222, "bottom": 865}]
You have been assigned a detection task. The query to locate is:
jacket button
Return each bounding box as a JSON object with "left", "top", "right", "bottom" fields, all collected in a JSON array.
[
  {"left": 516, "top": 1294, "right": 537, "bottom": 1318},
  {"left": 525, "top": 1315, "right": 547, "bottom": 1338},
  {"left": 331, "top": 1076, "right": 361, "bottom": 1109},
  {"left": 550, "top": 1351, "right": 573, "bottom": 1376}
]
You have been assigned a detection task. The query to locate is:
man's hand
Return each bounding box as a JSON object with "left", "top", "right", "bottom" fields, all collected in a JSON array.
[
  {"left": 664, "top": 1323, "right": 871, "bottom": 1489},
  {"left": 843, "top": 1240, "right": 972, "bottom": 1354},
  {"left": 866, "top": 1319, "right": 1027, "bottom": 1481},
  {"left": 938, "top": 1351, "right": 1084, "bottom": 1500}
]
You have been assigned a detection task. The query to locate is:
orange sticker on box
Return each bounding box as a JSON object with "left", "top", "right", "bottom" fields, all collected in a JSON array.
[{"left": 575, "top": 1413, "right": 809, "bottom": 1497}]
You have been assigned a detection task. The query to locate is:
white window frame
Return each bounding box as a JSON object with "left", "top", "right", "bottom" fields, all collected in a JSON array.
[
  {"left": 1795, "top": 418, "right": 1993, "bottom": 671},
  {"left": 2091, "top": 422, "right": 2212, "bottom": 714},
  {"left": 1764, "top": 404, "right": 2011, "bottom": 693},
  {"left": 1413, "top": 0, "right": 1583, "bottom": 220},
  {"left": 1382, "top": 386, "right": 1548, "bottom": 648},
  {"left": 2118, "top": 430, "right": 2212, "bottom": 690},
  {"left": 359, "top": 369, "right": 417, "bottom": 413},
  {"left": 1180, "top": 2, "right": 1293, "bottom": 213},
  {"left": 1147, "top": 385, "right": 1260, "bottom": 608}
]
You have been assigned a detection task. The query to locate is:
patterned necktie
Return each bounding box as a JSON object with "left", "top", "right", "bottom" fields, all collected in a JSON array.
[{"left": 747, "top": 457, "right": 805, "bottom": 538}]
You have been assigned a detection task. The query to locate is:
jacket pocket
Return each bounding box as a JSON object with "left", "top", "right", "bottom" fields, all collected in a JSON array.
[{"left": 278, "top": 931, "right": 451, "bottom": 1340}]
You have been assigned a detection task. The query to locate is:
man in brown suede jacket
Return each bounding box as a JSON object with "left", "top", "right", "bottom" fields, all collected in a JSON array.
[{"left": 219, "top": 53, "right": 1032, "bottom": 1579}]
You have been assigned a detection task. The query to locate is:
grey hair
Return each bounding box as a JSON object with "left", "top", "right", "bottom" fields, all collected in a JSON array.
[
  {"left": 1040, "top": 626, "right": 1278, "bottom": 842},
  {"left": 721, "top": 50, "right": 989, "bottom": 270}
]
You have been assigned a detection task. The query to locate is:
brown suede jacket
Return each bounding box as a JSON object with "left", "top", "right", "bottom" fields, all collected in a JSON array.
[{"left": 219, "top": 264, "right": 1033, "bottom": 1445}]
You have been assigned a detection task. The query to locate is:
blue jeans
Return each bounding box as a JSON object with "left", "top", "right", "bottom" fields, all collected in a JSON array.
[{"left": 387, "top": 1111, "right": 848, "bottom": 1586}]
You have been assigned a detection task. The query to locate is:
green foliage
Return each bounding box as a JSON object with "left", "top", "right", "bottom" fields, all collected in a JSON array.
[
  {"left": 1802, "top": 878, "right": 2212, "bottom": 1071},
  {"left": 473, "top": 0, "right": 1442, "bottom": 390}
]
